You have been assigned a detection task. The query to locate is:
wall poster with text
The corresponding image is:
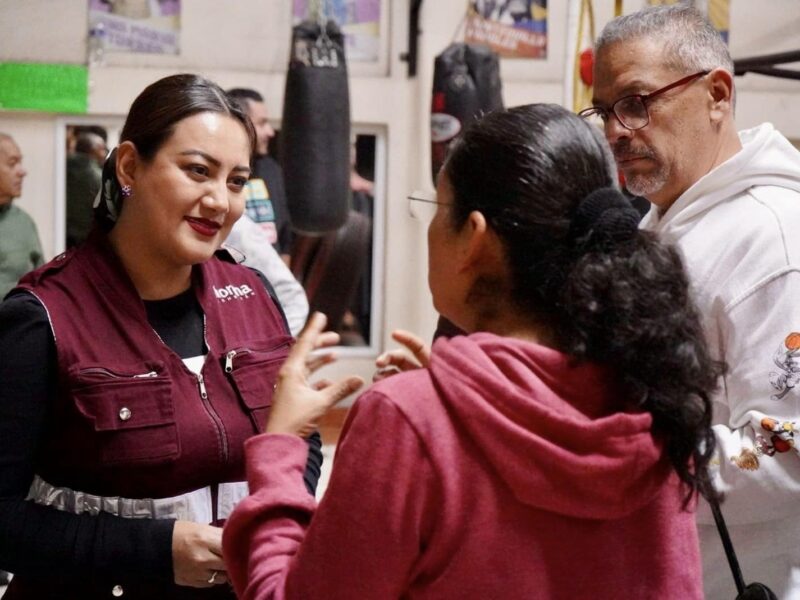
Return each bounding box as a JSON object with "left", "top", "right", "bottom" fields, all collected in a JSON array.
[
  {"left": 293, "top": 0, "right": 382, "bottom": 63},
  {"left": 465, "top": 1, "right": 548, "bottom": 59},
  {"left": 88, "top": 0, "right": 181, "bottom": 55}
]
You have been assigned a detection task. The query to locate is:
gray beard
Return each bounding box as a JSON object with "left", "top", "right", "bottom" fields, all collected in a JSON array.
[{"left": 623, "top": 165, "right": 670, "bottom": 199}]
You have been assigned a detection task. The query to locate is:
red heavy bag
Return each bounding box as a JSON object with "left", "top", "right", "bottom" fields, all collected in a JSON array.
[
  {"left": 431, "top": 43, "right": 503, "bottom": 184},
  {"left": 282, "top": 19, "right": 351, "bottom": 234}
]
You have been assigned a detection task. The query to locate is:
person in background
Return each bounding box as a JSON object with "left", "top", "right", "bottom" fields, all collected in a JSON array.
[
  {"left": 0, "top": 133, "right": 42, "bottom": 299},
  {"left": 0, "top": 74, "right": 322, "bottom": 599},
  {"left": 585, "top": 6, "right": 800, "bottom": 597},
  {"left": 222, "top": 104, "right": 721, "bottom": 599},
  {"left": 226, "top": 88, "right": 292, "bottom": 263},
  {"left": 66, "top": 131, "right": 108, "bottom": 248},
  {"left": 223, "top": 214, "right": 309, "bottom": 335}
]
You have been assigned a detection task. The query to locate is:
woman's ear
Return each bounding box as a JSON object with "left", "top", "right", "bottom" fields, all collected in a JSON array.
[
  {"left": 459, "top": 210, "right": 501, "bottom": 272},
  {"left": 115, "top": 141, "right": 139, "bottom": 189}
]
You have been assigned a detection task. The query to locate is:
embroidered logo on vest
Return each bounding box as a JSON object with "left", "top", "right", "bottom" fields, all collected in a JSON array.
[{"left": 213, "top": 283, "right": 255, "bottom": 302}]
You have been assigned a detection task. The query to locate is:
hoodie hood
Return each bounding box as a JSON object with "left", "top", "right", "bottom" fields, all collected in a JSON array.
[
  {"left": 641, "top": 123, "right": 800, "bottom": 235},
  {"left": 428, "top": 333, "right": 671, "bottom": 520}
]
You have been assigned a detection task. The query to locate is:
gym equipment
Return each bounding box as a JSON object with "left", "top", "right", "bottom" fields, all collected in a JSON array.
[
  {"left": 282, "top": 19, "right": 351, "bottom": 234},
  {"left": 431, "top": 43, "right": 503, "bottom": 184}
]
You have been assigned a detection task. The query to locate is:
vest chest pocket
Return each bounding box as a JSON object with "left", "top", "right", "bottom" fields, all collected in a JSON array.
[
  {"left": 71, "top": 366, "right": 179, "bottom": 465},
  {"left": 224, "top": 341, "right": 292, "bottom": 433}
]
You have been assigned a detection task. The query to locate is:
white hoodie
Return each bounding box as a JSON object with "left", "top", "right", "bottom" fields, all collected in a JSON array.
[
  {"left": 224, "top": 214, "right": 309, "bottom": 336},
  {"left": 641, "top": 123, "right": 800, "bottom": 599}
]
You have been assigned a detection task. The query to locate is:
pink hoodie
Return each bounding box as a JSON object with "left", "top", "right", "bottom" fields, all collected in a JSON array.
[{"left": 223, "top": 333, "right": 703, "bottom": 599}]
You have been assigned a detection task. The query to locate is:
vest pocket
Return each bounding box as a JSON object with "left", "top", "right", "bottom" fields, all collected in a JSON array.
[
  {"left": 71, "top": 365, "right": 179, "bottom": 465},
  {"left": 225, "top": 340, "right": 292, "bottom": 432}
]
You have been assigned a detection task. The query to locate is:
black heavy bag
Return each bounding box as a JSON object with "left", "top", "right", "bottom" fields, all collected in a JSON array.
[
  {"left": 282, "top": 20, "right": 351, "bottom": 234},
  {"left": 431, "top": 43, "right": 503, "bottom": 184}
]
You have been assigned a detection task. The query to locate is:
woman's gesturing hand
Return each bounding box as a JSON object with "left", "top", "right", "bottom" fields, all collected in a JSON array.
[
  {"left": 266, "top": 313, "right": 364, "bottom": 437},
  {"left": 373, "top": 330, "right": 431, "bottom": 382},
  {"left": 172, "top": 521, "right": 228, "bottom": 588}
]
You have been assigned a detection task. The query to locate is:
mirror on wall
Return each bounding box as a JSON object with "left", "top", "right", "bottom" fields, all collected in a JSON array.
[
  {"left": 56, "top": 120, "right": 385, "bottom": 353},
  {"left": 271, "top": 129, "right": 384, "bottom": 350}
]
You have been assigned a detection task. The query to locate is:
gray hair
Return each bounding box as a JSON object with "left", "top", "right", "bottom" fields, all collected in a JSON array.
[{"left": 596, "top": 4, "right": 733, "bottom": 75}]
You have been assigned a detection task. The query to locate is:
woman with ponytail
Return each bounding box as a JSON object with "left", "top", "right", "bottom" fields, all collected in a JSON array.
[{"left": 223, "top": 104, "right": 720, "bottom": 599}]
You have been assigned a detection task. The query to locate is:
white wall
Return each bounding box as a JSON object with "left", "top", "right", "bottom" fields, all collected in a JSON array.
[{"left": 2, "top": 0, "right": 800, "bottom": 392}]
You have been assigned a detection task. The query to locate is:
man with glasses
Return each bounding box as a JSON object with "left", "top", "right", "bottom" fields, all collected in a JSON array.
[{"left": 586, "top": 5, "right": 800, "bottom": 598}]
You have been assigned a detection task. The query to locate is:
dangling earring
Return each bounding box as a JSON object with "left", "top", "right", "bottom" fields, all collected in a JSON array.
[{"left": 121, "top": 184, "right": 132, "bottom": 198}]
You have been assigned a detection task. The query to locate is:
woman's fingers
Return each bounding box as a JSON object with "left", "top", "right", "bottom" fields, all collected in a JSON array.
[
  {"left": 172, "top": 521, "right": 228, "bottom": 588},
  {"left": 314, "top": 330, "right": 340, "bottom": 349},
  {"left": 373, "top": 365, "right": 402, "bottom": 383},
  {"left": 306, "top": 351, "right": 336, "bottom": 375},
  {"left": 375, "top": 351, "right": 420, "bottom": 372},
  {"left": 373, "top": 330, "right": 432, "bottom": 381},
  {"left": 392, "top": 329, "right": 431, "bottom": 366},
  {"left": 324, "top": 376, "right": 365, "bottom": 409},
  {"left": 267, "top": 313, "right": 364, "bottom": 436},
  {"left": 287, "top": 313, "right": 328, "bottom": 366}
]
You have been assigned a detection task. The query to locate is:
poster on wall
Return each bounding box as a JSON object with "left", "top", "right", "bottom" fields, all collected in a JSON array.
[
  {"left": 88, "top": 0, "right": 181, "bottom": 55},
  {"left": 646, "top": 0, "right": 729, "bottom": 43},
  {"left": 293, "top": 0, "right": 382, "bottom": 63},
  {"left": 464, "top": 1, "right": 548, "bottom": 59}
]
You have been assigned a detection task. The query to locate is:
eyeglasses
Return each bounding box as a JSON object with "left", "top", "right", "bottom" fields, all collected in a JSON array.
[
  {"left": 578, "top": 71, "right": 709, "bottom": 131},
  {"left": 408, "top": 190, "right": 451, "bottom": 222}
]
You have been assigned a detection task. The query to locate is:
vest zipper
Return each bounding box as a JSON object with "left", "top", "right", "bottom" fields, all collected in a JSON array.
[
  {"left": 223, "top": 339, "right": 293, "bottom": 374},
  {"left": 196, "top": 372, "right": 229, "bottom": 462},
  {"left": 79, "top": 367, "right": 158, "bottom": 379}
]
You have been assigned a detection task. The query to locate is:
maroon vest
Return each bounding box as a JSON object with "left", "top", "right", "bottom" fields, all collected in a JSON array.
[{"left": 16, "top": 232, "right": 292, "bottom": 499}]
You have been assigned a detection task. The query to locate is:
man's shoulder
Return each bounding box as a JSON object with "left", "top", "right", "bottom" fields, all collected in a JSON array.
[
  {"left": 680, "top": 187, "right": 800, "bottom": 307},
  {"left": 692, "top": 185, "right": 800, "bottom": 240},
  {"left": 0, "top": 204, "right": 36, "bottom": 227}
]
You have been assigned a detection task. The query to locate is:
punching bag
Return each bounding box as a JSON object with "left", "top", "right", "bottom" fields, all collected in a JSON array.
[
  {"left": 431, "top": 43, "right": 503, "bottom": 184},
  {"left": 282, "top": 19, "right": 351, "bottom": 234}
]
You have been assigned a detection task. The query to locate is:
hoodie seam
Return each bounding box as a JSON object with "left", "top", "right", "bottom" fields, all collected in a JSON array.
[
  {"left": 722, "top": 190, "right": 798, "bottom": 313},
  {"left": 751, "top": 188, "right": 791, "bottom": 265},
  {"left": 724, "top": 267, "right": 800, "bottom": 314}
]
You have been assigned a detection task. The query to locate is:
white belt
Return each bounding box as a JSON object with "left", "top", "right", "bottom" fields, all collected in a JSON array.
[{"left": 27, "top": 475, "right": 249, "bottom": 523}]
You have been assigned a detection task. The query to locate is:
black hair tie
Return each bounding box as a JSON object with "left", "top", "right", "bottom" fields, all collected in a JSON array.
[{"left": 569, "top": 188, "right": 640, "bottom": 252}]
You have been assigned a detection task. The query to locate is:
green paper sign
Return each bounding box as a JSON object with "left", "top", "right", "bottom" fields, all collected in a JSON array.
[{"left": 0, "top": 63, "right": 88, "bottom": 114}]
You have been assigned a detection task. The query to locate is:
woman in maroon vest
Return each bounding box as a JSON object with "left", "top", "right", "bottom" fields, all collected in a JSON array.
[{"left": 0, "top": 74, "right": 321, "bottom": 599}]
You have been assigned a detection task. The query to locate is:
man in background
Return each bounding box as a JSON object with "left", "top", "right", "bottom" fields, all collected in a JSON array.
[
  {"left": 66, "top": 130, "right": 107, "bottom": 247},
  {"left": 0, "top": 133, "right": 42, "bottom": 299},
  {"left": 588, "top": 5, "right": 800, "bottom": 597},
  {"left": 227, "top": 88, "right": 293, "bottom": 263}
]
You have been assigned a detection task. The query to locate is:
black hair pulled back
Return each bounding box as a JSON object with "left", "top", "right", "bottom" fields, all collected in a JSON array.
[
  {"left": 120, "top": 73, "right": 255, "bottom": 161},
  {"left": 444, "top": 104, "right": 721, "bottom": 503}
]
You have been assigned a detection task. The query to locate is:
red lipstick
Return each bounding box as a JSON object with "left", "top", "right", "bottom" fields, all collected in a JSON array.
[{"left": 185, "top": 217, "right": 221, "bottom": 237}]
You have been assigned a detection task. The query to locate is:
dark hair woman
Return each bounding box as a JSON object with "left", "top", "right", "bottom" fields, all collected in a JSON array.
[
  {"left": 0, "top": 74, "right": 322, "bottom": 599},
  {"left": 222, "top": 104, "right": 721, "bottom": 599}
]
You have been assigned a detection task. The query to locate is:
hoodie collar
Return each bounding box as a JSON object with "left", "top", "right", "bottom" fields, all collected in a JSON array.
[
  {"left": 641, "top": 123, "right": 800, "bottom": 235},
  {"left": 429, "top": 333, "right": 670, "bottom": 520}
]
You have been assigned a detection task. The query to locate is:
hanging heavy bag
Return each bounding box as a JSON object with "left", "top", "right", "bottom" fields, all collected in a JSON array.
[
  {"left": 282, "top": 19, "right": 351, "bottom": 234},
  {"left": 431, "top": 43, "right": 503, "bottom": 184}
]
